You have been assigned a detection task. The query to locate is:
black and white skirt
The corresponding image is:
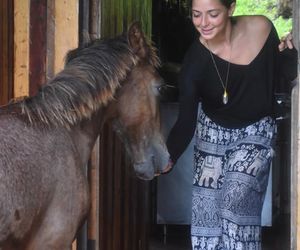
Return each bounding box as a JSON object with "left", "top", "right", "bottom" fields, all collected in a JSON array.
[{"left": 192, "top": 107, "right": 276, "bottom": 250}]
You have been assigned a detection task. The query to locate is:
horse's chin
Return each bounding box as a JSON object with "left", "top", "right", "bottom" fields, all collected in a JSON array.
[{"left": 134, "top": 162, "right": 155, "bottom": 180}]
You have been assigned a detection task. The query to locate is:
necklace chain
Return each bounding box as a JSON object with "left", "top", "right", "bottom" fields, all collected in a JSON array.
[{"left": 207, "top": 42, "right": 231, "bottom": 104}]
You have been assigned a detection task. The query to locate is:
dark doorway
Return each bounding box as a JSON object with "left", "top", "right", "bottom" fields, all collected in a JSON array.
[
  {"left": 150, "top": 1, "right": 195, "bottom": 249},
  {"left": 150, "top": 1, "right": 292, "bottom": 250}
]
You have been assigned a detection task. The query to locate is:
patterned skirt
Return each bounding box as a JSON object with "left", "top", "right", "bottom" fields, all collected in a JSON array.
[{"left": 192, "top": 107, "right": 276, "bottom": 250}]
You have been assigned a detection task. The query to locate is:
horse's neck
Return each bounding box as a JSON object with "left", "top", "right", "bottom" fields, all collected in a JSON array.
[{"left": 71, "top": 109, "right": 105, "bottom": 164}]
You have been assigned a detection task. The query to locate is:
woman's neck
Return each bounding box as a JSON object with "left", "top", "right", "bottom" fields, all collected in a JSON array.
[{"left": 204, "top": 20, "right": 234, "bottom": 57}]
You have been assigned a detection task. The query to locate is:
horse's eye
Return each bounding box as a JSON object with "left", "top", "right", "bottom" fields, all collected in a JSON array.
[
  {"left": 156, "top": 84, "right": 165, "bottom": 93},
  {"left": 157, "top": 83, "right": 177, "bottom": 95},
  {"left": 154, "top": 83, "right": 167, "bottom": 96},
  {"left": 155, "top": 83, "right": 179, "bottom": 101}
]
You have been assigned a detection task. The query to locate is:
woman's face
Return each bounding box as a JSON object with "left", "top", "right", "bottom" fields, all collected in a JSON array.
[{"left": 192, "top": 0, "right": 234, "bottom": 40}]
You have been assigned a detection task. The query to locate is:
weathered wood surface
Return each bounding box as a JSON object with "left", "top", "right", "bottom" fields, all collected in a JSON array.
[
  {"left": 14, "top": 0, "right": 30, "bottom": 98},
  {"left": 0, "top": 0, "right": 13, "bottom": 105},
  {"left": 291, "top": 0, "right": 300, "bottom": 249}
]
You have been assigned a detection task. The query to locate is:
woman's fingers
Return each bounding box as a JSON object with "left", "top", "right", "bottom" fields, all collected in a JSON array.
[
  {"left": 286, "top": 38, "right": 293, "bottom": 49},
  {"left": 278, "top": 42, "right": 285, "bottom": 52},
  {"left": 279, "top": 32, "right": 294, "bottom": 51}
]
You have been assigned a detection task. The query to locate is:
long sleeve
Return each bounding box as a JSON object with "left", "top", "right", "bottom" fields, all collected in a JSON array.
[
  {"left": 166, "top": 44, "right": 202, "bottom": 164},
  {"left": 278, "top": 47, "right": 298, "bottom": 81},
  {"left": 271, "top": 25, "right": 298, "bottom": 93}
]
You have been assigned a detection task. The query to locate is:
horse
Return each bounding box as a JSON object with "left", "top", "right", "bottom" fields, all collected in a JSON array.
[{"left": 0, "top": 22, "right": 169, "bottom": 250}]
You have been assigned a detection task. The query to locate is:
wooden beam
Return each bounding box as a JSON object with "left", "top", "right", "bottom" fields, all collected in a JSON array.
[
  {"left": 14, "top": 0, "right": 30, "bottom": 98},
  {"left": 53, "top": 0, "right": 79, "bottom": 74},
  {"left": 291, "top": 0, "right": 300, "bottom": 249},
  {"left": 51, "top": 1, "right": 79, "bottom": 249},
  {"left": 0, "top": 0, "right": 14, "bottom": 105},
  {"left": 29, "top": 0, "right": 47, "bottom": 96},
  {"left": 88, "top": 138, "right": 100, "bottom": 250}
]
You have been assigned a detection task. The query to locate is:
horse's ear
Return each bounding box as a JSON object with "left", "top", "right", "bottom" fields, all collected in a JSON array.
[{"left": 128, "top": 21, "right": 148, "bottom": 59}]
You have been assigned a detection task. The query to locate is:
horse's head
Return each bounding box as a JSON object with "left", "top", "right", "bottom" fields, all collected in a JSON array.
[{"left": 107, "top": 22, "right": 170, "bottom": 180}]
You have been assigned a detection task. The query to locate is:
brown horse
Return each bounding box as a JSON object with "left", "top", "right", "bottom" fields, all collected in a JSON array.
[{"left": 0, "top": 22, "right": 169, "bottom": 250}]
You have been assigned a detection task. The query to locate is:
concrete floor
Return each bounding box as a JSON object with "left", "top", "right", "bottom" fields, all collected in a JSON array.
[
  {"left": 149, "top": 225, "right": 191, "bottom": 250},
  {"left": 149, "top": 220, "right": 289, "bottom": 250}
]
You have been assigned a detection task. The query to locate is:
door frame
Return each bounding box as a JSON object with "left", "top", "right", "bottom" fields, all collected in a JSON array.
[{"left": 291, "top": 0, "right": 300, "bottom": 249}]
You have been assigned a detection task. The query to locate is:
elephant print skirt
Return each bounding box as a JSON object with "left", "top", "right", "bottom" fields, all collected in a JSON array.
[{"left": 191, "top": 107, "right": 276, "bottom": 250}]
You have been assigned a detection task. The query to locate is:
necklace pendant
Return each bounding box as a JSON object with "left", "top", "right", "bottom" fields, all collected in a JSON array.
[{"left": 223, "top": 90, "right": 228, "bottom": 104}]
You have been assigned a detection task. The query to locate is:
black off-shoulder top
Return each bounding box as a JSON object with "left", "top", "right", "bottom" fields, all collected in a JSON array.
[{"left": 167, "top": 23, "right": 298, "bottom": 164}]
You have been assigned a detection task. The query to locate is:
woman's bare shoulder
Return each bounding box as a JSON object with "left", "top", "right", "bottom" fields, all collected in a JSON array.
[
  {"left": 234, "top": 15, "right": 272, "bottom": 36},
  {"left": 231, "top": 15, "right": 273, "bottom": 64}
]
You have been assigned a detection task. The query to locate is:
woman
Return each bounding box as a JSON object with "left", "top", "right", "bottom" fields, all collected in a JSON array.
[{"left": 163, "top": 0, "right": 298, "bottom": 249}]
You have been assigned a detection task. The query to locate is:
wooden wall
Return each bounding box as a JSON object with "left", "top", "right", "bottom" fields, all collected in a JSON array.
[
  {"left": 0, "top": 0, "right": 14, "bottom": 105},
  {"left": 12, "top": 0, "right": 79, "bottom": 97}
]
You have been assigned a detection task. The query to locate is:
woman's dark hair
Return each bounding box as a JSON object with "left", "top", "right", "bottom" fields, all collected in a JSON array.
[
  {"left": 190, "top": 0, "right": 236, "bottom": 10},
  {"left": 220, "top": 0, "right": 236, "bottom": 9}
]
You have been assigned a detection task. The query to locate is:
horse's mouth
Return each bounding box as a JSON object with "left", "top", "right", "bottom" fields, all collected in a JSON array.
[
  {"left": 134, "top": 153, "right": 169, "bottom": 180},
  {"left": 133, "top": 156, "right": 156, "bottom": 180}
]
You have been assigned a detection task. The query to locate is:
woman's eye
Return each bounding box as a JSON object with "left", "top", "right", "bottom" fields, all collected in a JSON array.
[
  {"left": 209, "top": 12, "right": 219, "bottom": 17},
  {"left": 192, "top": 12, "right": 201, "bottom": 18}
]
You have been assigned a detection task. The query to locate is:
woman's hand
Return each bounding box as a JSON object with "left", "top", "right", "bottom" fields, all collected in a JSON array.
[{"left": 279, "top": 32, "right": 295, "bottom": 52}]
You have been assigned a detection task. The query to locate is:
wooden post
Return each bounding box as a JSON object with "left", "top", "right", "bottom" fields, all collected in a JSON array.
[
  {"left": 291, "top": 0, "right": 300, "bottom": 249},
  {"left": 0, "top": 0, "right": 14, "bottom": 105},
  {"left": 88, "top": 137, "right": 100, "bottom": 250},
  {"left": 50, "top": 0, "right": 79, "bottom": 249},
  {"left": 14, "top": 0, "right": 30, "bottom": 98},
  {"left": 53, "top": 0, "right": 79, "bottom": 74}
]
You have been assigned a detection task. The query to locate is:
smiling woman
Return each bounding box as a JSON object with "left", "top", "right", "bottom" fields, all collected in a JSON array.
[{"left": 163, "top": 0, "right": 298, "bottom": 249}]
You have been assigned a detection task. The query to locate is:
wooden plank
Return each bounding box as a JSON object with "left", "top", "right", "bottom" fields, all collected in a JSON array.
[
  {"left": 29, "top": 0, "right": 47, "bottom": 96},
  {"left": 112, "top": 137, "right": 122, "bottom": 250},
  {"left": 53, "top": 0, "right": 79, "bottom": 74},
  {"left": 0, "top": 0, "right": 8, "bottom": 104},
  {"left": 46, "top": 0, "right": 55, "bottom": 80},
  {"left": 14, "top": 0, "right": 30, "bottom": 98},
  {"left": 87, "top": 3, "right": 102, "bottom": 249},
  {"left": 0, "top": 0, "right": 14, "bottom": 105},
  {"left": 90, "top": 0, "right": 101, "bottom": 39},
  {"left": 291, "top": 85, "right": 299, "bottom": 250},
  {"left": 106, "top": 127, "right": 114, "bottom": 250},
  {"left": 291, "top": 0, "right": 299, "bottom": 249},
  {"left": 79, "top": 0, "right": 89, "bottom": 45},
  {"left": 88, "top": 138, "right": 100, "bottom": 249},
  {"left": 52, "top": 2, "right": 79, "bottom": 249}
]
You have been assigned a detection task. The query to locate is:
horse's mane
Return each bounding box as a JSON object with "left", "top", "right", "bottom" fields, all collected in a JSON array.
[{"left": 19, "top": 33, "right": 159, "bottom": 128}]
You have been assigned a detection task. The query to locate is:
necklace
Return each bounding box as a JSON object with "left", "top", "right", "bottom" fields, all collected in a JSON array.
[{"left": 207, "top": 42, "right": 231, "bottom": 105}]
